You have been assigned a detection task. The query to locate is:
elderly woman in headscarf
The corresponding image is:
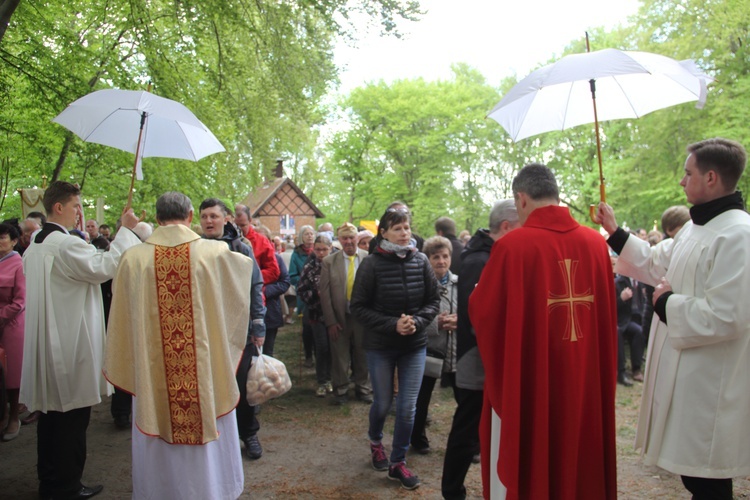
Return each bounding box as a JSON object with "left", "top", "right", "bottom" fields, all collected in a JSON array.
[{"left": 356, "top": 229, "right": 374, "bottom": 252}]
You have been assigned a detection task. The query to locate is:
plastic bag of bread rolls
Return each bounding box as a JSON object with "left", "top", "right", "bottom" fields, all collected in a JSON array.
[{"left": 246, "top": 347, "right": 292, "bottom": 405}]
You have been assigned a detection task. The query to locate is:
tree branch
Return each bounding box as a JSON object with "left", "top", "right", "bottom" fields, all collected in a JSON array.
[
  {"left": 0, "top": 0, "right": 21, "bottom": 46},
  {"left": 51, "top": 132, "right": 73, "bottom": 183}
]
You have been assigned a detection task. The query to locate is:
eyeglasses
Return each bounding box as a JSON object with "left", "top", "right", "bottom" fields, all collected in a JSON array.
[{"left": 386, "top": 207, "right": 410, "bottom": 214}]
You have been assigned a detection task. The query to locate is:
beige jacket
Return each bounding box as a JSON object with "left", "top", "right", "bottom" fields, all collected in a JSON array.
[{"left": 319, "top": 248, "right": 368, "bottom": 329}]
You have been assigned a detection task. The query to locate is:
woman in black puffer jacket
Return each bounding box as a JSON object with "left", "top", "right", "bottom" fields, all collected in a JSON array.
[{"left": 350, "top": 207, "right": 440, "bottom": 490}]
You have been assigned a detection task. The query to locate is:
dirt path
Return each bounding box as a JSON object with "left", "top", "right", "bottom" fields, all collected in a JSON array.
[{"left": 2, "top": 324, "right": 749, "bottom": 499}]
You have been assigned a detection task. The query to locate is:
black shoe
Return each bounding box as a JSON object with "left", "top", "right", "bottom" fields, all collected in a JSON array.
[
  {"left": 411, "top": 444, "right": 431, "bottom": 455},
  {"left": 356, "top": 392, "right": 373, "bottom": 404},
  {"left": 244, "top": 435, "right": 262, "bottom": 460},
  {"left": 472, "top": 453, "right": 481, "bottom": 464},
  {"left": 113, "top": 415, "right": 130, "bottom": 429},
  {"left": 66, "top": 485, "right": 104, "bottom": 500},
  {"left": 617, "top": 374, "right": 634, "bottom": 387},
  {"left": 331, "top": 394, "right": 349, "bottom": 406},
  {"left": 41, "top": 485, "right": 104, "bottom": 500}
]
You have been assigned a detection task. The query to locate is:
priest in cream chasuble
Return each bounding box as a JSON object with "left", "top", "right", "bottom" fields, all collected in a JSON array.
[{"left": 105, "top": 192, "right": 253, "bottom": 499}]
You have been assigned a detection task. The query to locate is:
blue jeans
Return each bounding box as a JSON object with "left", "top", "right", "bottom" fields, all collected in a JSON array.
[{"left": 366, "top": 346, "right": 426, "bottom": 464}]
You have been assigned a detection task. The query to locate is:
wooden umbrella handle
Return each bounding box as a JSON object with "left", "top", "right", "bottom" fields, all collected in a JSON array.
[
  {"left": 589, "top": 183, "right": 607, "bottom": 224},
  {"left": 125, "top": 110, "right": 148, "bottom": 213},
  {"left": 585, "top": 32, "right": 607, "bottom": 224}
]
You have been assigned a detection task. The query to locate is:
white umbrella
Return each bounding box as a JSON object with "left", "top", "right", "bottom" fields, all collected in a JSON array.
[
  {"left": 53, "top": 88, "right": 225, "bottom": 208},
  {"left": 487, "top": 49, "right": 710, "bottom": 142},
  {"left": 487, "top": 46, "right": 711, "bottom": 220}
]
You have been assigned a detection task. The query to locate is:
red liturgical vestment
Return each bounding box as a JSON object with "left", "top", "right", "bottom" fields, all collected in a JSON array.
[{"left": 470, "top": 205, "right": 618, "bottom": 500}]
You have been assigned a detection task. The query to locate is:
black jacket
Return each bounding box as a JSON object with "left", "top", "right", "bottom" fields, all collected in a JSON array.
[
  {"left": 212, "top": 222, "right": 266, "bottom": 341},
  {"left": 614, "top": 274, "right": 645, "bottom": 331},
  {"left": 350, "top": 245, "right": 440, "bottom": 351},
  {"left": 456, "top": 229, "right": 494, "bottom": 360},
  {"left": 445, "top": 234, "right": 464, "bottom": 275}
]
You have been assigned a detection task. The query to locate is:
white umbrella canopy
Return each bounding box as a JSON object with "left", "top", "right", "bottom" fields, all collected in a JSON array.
[
  {"left": 53, "top": 89, "right": 225, "bottom": 162},
  {"left": 488, "top": 48, "right": 711, "bottom": 142},
  {"left": 53, "top": 88, "right": 225, "bottom": 210}
]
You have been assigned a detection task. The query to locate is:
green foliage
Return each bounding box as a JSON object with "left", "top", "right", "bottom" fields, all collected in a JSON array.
[
  {"left": 0, "top": 0, "right": 420, "bottom": 222},
  {"left": 3, "top": 0, "right": 750, "bottom": 233},
  {"left": 314, "top": 0, "right": 750, "bottom": 234},
  {"left": 594, "top": 0, "right": 750, "bottom": 229},
  {"left": 313, "top": 65, "right": 506, "bottom": 234}
]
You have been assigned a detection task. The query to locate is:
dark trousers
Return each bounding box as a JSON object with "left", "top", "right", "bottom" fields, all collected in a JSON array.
[
  {"left": 263, "top": 328, "right": 279, "bottom": 358},
  {"left": 236, "top": 343, "right": 260, "bottom": 440},
  {"left": 302, "top": 314, "right": 315, "bottom": 360},
  {"left": 411, "top": 375, "right": 457, "bottom": 450},
  {"left": 442, "top": 387, "right": 483, "bottom": 500},
  {"left": 37, "top": 406, "right": 91, "bottom": 496},
  {"left": 618, "top": 321, "right": 645, "bottom": 374},
  {"left": 681, "top": 476, "right": 733, "bottom": 500},
  {"left": 110, "top": 387, "right": 132, "bottom": 419},
  {"left": 311, "top": 321, "right": 331, "bottom": 385},
  {"left": 411, "top": 375, "right": 438, "bottom": 450}
]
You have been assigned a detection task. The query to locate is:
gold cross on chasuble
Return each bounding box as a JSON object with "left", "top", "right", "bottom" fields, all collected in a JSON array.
[{"left": 547, "top": 259, "right": 594, "bottom": 342}]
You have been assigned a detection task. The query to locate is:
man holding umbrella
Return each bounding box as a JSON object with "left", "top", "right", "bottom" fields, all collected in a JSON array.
[
  {"left": 21, "top": 181, "right": 141, "bottom": 500},
  {"left": 598, "top": 138, "right": 750, "bottom": 499}
]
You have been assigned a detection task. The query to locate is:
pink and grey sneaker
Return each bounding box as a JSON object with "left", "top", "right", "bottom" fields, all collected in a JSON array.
[
  {"left": 370, "top": 442, "right": 389, "bottom": 471},
  {"left": 388, "top": 461, "right": 420, "bottom": 490}
]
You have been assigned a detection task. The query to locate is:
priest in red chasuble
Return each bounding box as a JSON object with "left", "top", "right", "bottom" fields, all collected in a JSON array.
[
  {"left": 105, "top": 192, "right": 254, "bottom": 500},
  {"left": 470, "top": 164, "right": 618, "bottom": 500}
]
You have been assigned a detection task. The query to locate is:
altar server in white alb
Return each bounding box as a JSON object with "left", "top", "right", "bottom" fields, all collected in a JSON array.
[
  {"left": 21, "top": 181, "right": 141, "bottom": 500},
  {"left": 104, "top": 192, "right": 252, "bottom": 500},
  {"left": 597, "top": 138, "right": 750, "bottom": 500}
]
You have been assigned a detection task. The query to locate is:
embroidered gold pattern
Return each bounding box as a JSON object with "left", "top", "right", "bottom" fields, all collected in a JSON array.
[
  {"left": 547, "top": 259, "right": 594, "bottom": 342},
  {"left": 155, "top": 243, "right": 202, "bottom": 444}
]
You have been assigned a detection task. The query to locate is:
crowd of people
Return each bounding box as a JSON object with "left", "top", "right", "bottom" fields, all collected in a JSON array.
[{"left": 1, "top": 136, "right": 749, "bottom": 500}]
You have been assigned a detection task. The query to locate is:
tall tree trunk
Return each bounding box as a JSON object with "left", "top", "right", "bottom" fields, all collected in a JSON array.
[
  {"left": 51, "top": 133, "right": 73, "bottom": 182},
  {"left": 0, "top": 0, "right": 21, "bottom": 46},
  {"left": 0, "top": 156, "right": 10, "bottom": 212}
]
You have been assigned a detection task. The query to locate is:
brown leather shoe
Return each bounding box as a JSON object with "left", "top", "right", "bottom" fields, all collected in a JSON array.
[{"left": 632, "top": 370, "right": 644, "bottom": 382}]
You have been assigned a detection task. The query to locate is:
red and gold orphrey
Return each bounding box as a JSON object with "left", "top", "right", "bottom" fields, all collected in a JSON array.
[{"left": 155, "top": 243, "right": 202, "bottom": 444}]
